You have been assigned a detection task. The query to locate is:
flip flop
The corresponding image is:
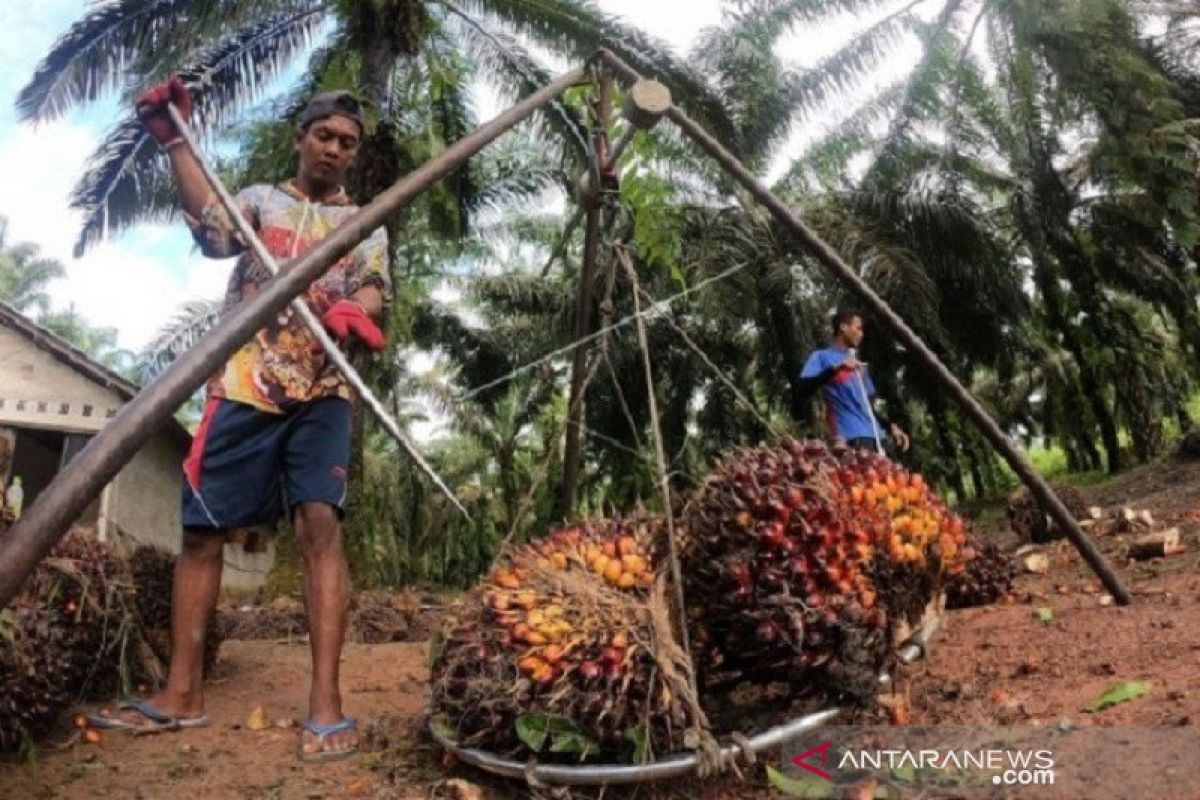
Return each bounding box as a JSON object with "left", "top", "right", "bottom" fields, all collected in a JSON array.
[
  {"left": 87, "top": 699, "right": 211, "bottom": 732},
  {"left": 299, "top": 716, "right": 358, "bottom": 763}
]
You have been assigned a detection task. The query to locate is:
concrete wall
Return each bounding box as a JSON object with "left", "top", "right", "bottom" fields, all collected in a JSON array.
[
  {"left": 107, "top": 432, "right": 185, "bottom": 552},
  {"left": 0, "top": 325, "right": 124, "bottom": 433}
]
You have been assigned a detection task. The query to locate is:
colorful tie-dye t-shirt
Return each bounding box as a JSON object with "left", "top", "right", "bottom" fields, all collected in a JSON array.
[{"left": 186, "top": 181, "right": 390, "bottom": 414}]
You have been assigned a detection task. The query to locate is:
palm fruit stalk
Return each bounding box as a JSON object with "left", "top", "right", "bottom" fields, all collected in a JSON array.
[
  {"left": 0, "top": 530, "right": 150, "bottom": 750},
  {"left": 945, "top": 536, "right": 1014, "bottom": 609},
  {"left": 430, "top": 515, "right": 699, "bottom": 763},
  {"left": 129, "top": 545, "right": 223, "bottom": 680},
  {"left": 681, "top": 439, "right": 969, "bottom": 708}
]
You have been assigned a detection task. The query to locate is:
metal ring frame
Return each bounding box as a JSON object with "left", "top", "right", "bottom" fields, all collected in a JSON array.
[{"left": 429, "top": 618, "right": 940, "bottom": 787}]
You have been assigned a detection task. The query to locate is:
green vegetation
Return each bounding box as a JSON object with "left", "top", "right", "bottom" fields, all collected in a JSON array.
[{"left": 16, "top": 1, "right": 1200, "bottom": 588}]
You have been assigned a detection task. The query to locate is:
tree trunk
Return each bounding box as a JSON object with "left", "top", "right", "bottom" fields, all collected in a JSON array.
[{"left": 556, "top": 206, "right": 603, "bottom": 521}]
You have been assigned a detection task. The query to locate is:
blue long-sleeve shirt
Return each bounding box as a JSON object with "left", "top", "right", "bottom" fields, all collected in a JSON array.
[{"left": 799, "top": 347, "right": 885, "bottom": 441}]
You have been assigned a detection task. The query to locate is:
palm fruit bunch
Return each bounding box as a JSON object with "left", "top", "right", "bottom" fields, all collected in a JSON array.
[
  {"left": 0, "top": 530, "right": 147, "bottom": 750},
  {"left": 430, "top": 515, "right": 700, "bottom": 762},
  {"left": 835, "top": 444, "right": 968, "bottom": 624},
  {"left": 1006, "top": 483, "right": 1088, "bottom": 543},
  {"left": 129, "top": 545, "right": 223, "bottom": 679},
  {"left": 946, "top": 535, "right": 1014, "bottom": 609},
  {"left": 681, "top": 439, "right": 969, "bottom": 706}
]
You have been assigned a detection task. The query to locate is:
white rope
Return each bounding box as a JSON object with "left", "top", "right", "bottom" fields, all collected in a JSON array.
[
  {"left": 457, "top": 262, "right": 750, "bottom": 402},
  {"left": 616, "top": 244, "right": 780, "bottom": 438},
  {"left": 849, "top": 347, "right": 885, "bottom": 455}
]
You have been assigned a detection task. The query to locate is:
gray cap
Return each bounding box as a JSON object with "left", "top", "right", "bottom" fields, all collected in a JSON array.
[{"left": 299, "top": 90, "right": 364, "bottom": 133}]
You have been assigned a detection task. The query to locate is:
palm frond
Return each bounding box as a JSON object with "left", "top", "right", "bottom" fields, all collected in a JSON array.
[
  {"left": 16, "top": 0, "right": 323, "bottom": 122},
  {"left": 773, "top": 78, "right": 907, "bottom": 194},
  {"left": 463, "top": 0, "right": 742, "bottom": 152},
  {"left": 790, "top": 1, "right": 924, "bottom": 116},
  {"left": 727, "top": 0, "right": 905, "bottom": 32},
  {"left": 68, "top": 118, "right": 171, "bottom": 257},
  {"left": 68, "top": 12, "right": 324, "bottom": 255},
  {"left": 446, "top": 11, "right": 589, "bottom": 162},
  {"left": 468, "top": 134, "right": 569, "bottom": 213},
  {"left": 171, "top": 9, "right": 328, "bottom": 139},
  {"left": 136, "top": 298, "right": 224, "bottom": 382}
]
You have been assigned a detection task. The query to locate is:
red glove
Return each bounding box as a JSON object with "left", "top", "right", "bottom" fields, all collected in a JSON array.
[
  {"left": 322, "top": 300, "right": 385, "bottom": 351},
  {"left": 135, "top": 76, "right": 192, "bottom": 146}
]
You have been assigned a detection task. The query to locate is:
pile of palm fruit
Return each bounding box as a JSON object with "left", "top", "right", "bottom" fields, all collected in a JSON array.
[
  {"left": 945, "top": 535, "right": 1015, "bottom": 609},
  {"left": 1007, "top": 482, "right": 1088, "bottom": 543},
  {"left": 430, "top": 438, "right": 974, "bottom": 763},
  {"left": 430, "top": 514, "right": 701, "bottom": 762},
  {"left": 0, "top": 530, "right": 157, "bottom": 751}
]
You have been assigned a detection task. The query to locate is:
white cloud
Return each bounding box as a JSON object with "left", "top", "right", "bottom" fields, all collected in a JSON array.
[
  {"left": 0, "top": 117, "right": 224, "bottom": 351},
  {"left": 597, "top": 0, "right": 724, "bottom": 55}
]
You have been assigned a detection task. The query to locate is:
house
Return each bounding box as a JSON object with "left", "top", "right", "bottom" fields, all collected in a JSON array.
[{"left": 0, "top": 301, "right": 271, "bottom": 593}]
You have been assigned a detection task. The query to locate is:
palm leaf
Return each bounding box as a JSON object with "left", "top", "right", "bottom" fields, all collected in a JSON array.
[
  {"left": 468, "top": 134, "right": 568, "bottom": 213},
  {"left": 136, "top": 298, "right": 224, "bottom": 382},
  {"left": 465, "top": 0, "right": 742, "bottom": 152},
  {"left": 447, "top": 11, "right": 589, "bottom": 161},
  {"left": 68, "top": 12, "right": 325, "bottom": 255},
  {"left": 16, "top": 0, "right": 323, "bottom": 122}
]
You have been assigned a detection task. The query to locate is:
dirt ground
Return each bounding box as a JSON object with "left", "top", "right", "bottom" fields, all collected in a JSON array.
[{"left": 2, "top": 457, "right": 1199, "bottom": 799}]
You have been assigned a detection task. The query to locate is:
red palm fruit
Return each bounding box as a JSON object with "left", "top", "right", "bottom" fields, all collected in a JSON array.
[{"left": 578, "top": 661, "right": 602, "bottom": 681}]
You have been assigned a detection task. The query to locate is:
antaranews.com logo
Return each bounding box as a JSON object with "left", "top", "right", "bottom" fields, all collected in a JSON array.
[
  {"left": 779, "top": 725, "right": 1199, "bottom": 799},
  {"left": 791, "top": 739, "right": 1054, "bottom": 786}
]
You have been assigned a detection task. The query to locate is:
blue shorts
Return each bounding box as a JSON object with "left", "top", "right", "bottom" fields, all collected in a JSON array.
[{"left": 181, "top": 396, "right": 352, "bottom": 532}]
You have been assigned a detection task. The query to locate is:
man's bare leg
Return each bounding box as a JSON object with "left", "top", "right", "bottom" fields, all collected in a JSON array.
[
  {"left": 294, "top": 501, "right": 355, "bottom": 757},
  {"left": 98, "top": 532, "right": 222, "bottom": 724}
]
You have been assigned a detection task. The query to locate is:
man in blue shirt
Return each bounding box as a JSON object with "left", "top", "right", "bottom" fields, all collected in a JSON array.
[{"left": 799, "top": 310, "right": 910, "bottom": 454}]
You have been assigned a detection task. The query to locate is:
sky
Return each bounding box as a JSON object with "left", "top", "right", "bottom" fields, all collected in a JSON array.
[{"left": 0, "top": 0, "right": 922, "bottom": 353}]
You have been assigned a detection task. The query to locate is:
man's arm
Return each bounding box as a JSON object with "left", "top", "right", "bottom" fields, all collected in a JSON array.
[
  {"left": 136, "top": 77, "right": 212, "bottom": 221},
  {"left": 138, "top": 77, "right": 256, "bottom": 258},
  {"left": 797, "top": 352, "right": 863, "bottom": 401},
  {"left": 165, "top": 144, "right": 218, "bottom": 222},
  {"left": 796, "top": 365, "right": 841, "bottom": 401}
]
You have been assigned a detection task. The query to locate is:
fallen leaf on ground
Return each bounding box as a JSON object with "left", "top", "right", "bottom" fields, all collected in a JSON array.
[
  {"left": 879, "top": 692, "right": 911, "bottom": 725},
  {"left": 247, "top": 705, "right": 270, "bottom": 731},
  {"left": 1085, "top": 681, "right": 1151, "bottom": 713},
  {"left": 345, "top": 778, "right": 372, "bottom": 797}
]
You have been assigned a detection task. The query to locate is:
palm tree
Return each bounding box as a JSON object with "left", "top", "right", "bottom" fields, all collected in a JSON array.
[
  {"left": 692, "top": 0, "right": 1200, "bottom": 475},
  {"left": 0, "top": 216, "right": 66, "bottom": 315},
  {"left": 38, "top": 305, "right": 137, "bottom": 375},
  {"left": 17, "top": 0, "right": 737, "bottom": 258}
]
